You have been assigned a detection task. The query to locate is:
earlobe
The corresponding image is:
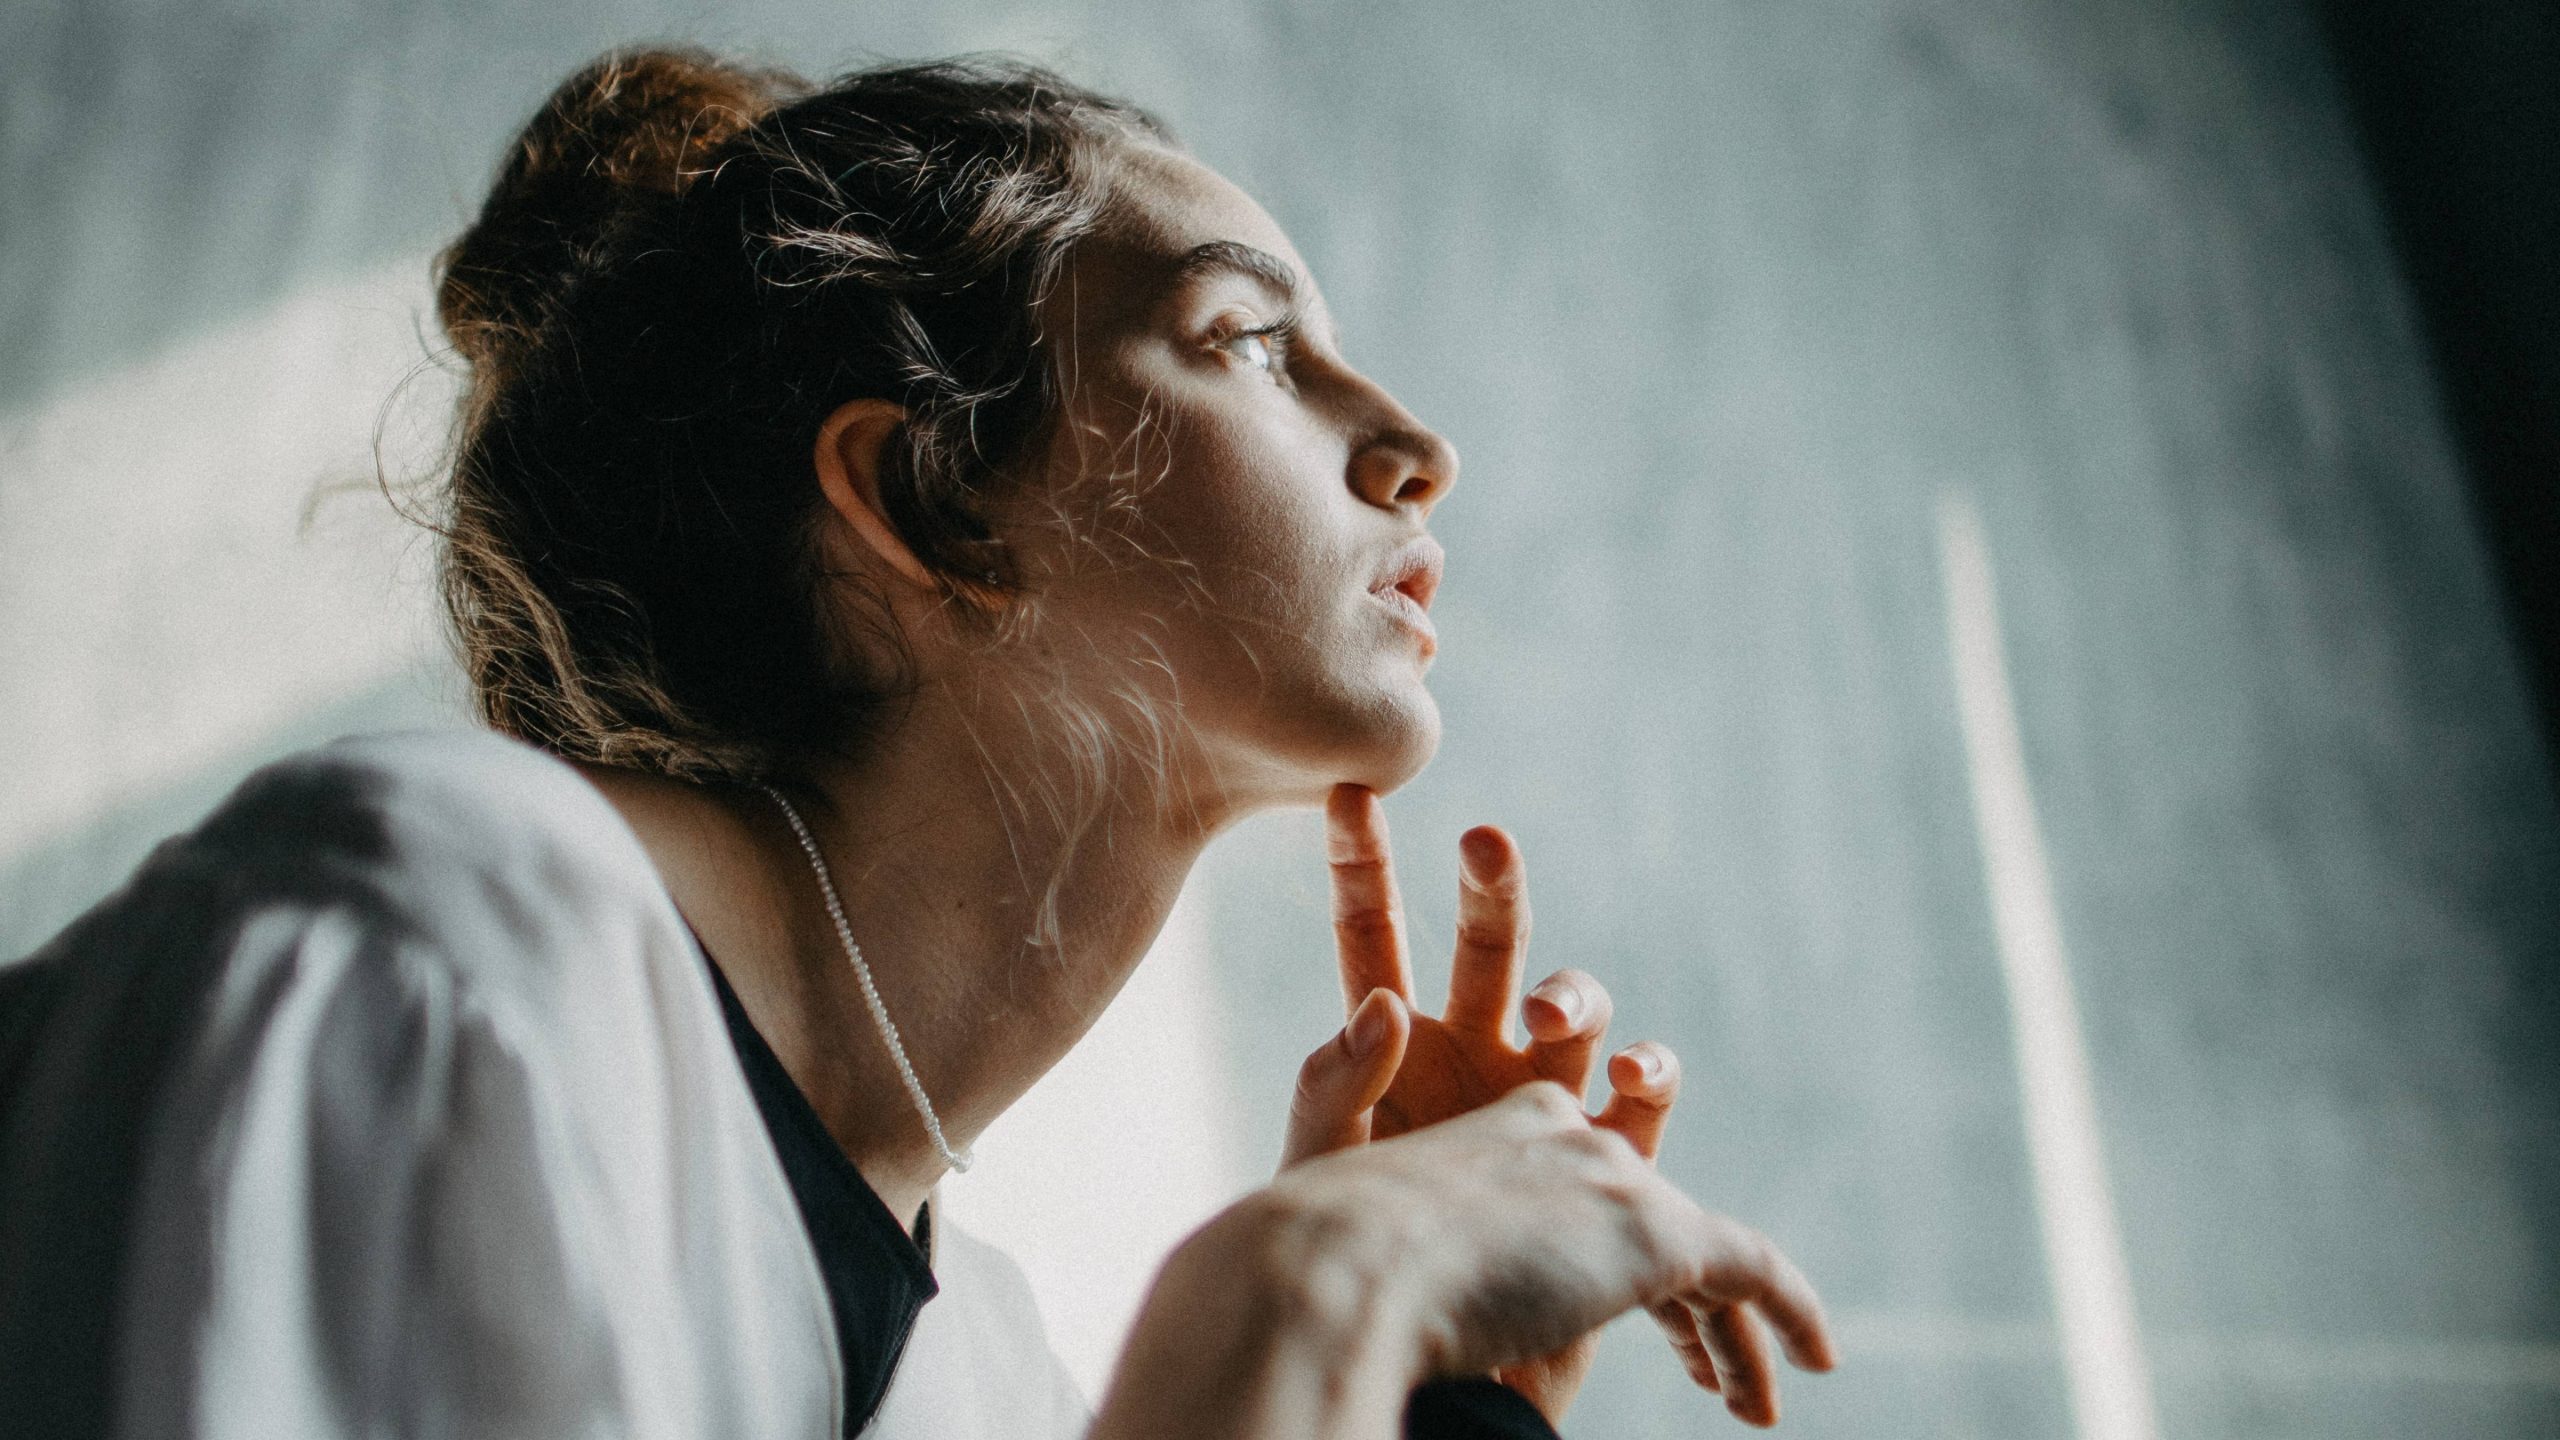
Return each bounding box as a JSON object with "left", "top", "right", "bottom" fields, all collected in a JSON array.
[{"left": 813, "top": 398, "right": 938, "bottom": 590}]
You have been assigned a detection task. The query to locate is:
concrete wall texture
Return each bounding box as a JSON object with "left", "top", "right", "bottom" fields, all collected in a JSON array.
[{"left": 5, "top": 2, "right": 2555, "bottom": 1437}]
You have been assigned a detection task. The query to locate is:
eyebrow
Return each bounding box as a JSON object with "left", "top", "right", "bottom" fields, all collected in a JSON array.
[{"left": 1169, "top": 240, "right": 1309, "bottom": 312}]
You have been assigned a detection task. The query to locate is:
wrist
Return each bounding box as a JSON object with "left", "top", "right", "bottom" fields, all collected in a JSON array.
[
  {"left": 1236, "top": 1187, "right": 1432, "bottom": 1385},
  {"left": 1096, "top": 1190, "right": 1425, "bottom": 1440}
]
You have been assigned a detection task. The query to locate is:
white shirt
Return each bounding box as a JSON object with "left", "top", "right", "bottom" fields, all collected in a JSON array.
[{"left": 0, "top": 729, "right": 1086, "bottom": 1440}]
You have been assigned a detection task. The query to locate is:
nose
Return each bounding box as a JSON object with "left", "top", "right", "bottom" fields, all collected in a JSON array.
[{"left": 1347, "top": 421, "right": 1459, "bottom": 516}]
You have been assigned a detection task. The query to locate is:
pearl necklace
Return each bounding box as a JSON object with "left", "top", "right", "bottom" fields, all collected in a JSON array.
[{"left": 757, "top": 784, "right": 974, "bottom": 1173}]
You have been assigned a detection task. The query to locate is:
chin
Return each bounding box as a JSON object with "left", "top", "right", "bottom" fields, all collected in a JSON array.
[
  {"left": 1289, "top": 675, "right": 1442, "bottom": 800},
  {"left": 1356, "top": 689, "right": 1442, "bottom": 793},
  {"left": 1199, "top": 654, "right": 1443, "bottom": 811}
]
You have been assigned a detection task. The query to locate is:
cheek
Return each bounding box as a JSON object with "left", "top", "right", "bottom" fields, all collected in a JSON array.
[
  {"left": 1020, "top": 378, "right": 1439, "bottom": 788},
  {"left": 1023, "top": 364, "right": 1368, "bottom": 691},
  {"left": 1142, "top": 404, "right": 1349, "bottom": 619}
]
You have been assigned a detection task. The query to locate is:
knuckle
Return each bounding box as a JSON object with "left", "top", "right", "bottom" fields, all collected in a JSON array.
[
  {"left": 1556, "top": 1125, "right": 1644, "bottom": 1199},
  {"left": 1512, "top": 1079, "right": 1582, "bottom": 1122},
  {"left": 1298, "top": 1038, "right": 1334, "bottom": 1075},
  {"left": 1333, "top": 907, "right": 1398, "bottom": 936},
  {"left": 1290, "top": 1051, "right": 1342, "bottom": 1114},
  {"left": 1621, "top": 1191, "right": 1691, "bottom": 1278},
  {"left": 1698, "top": 1220, "right": 1782, "bottom": 1300},
  {"left": 1559, "top": 1117, "right": 1615, "bottom": 1154},
  {"left": 1585, "top": 1122, "right": 1643, "bottom": 1167},
  {"left": 1743, "top": 1229, "right": 1784, "bottom": 1286}
]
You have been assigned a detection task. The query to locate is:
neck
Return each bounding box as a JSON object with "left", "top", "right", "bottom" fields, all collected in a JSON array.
[{"left": 649, "top": 673, "right": 1256, "bottom": 1229}]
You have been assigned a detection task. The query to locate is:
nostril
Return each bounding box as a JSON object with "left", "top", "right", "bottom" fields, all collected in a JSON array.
[{"left": 1351, "top": 427, "right": 1456, "bottom": 511}]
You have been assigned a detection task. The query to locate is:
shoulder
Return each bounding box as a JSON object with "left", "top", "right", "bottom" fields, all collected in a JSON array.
[
  {"left": 188, "top": 728, "right": 661, "bottom": 927},
  {"left": 0, "top": 727, "right": 837, "bottom": 1438},
  {"left": 170, "top": 727, "right": 726, "bottom": 1129},
  {"left": 1, "top": 726, "right": 709, "bottom": 1226},
  {"left": 135, "top": 728, "right": 683, "bottom": 1006},
  {"left": 1, "top": 727, "right": 711, "bottom": 1172},
  {"left": 5, "top": 726, "right": 676, "bottom": 1075}
]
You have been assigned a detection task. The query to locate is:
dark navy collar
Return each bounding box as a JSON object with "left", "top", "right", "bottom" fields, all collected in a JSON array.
[{"left": 699, "top": 944, "right": 935, "bottom": 1435}]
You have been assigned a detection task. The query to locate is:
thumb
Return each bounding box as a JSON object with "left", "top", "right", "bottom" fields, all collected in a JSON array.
[{"left": 1280, "top": 988, "right": 1409, "bottom": 1170}]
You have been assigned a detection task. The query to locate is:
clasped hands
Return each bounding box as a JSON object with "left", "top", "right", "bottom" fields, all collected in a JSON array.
[{"left": 1277, "top": 785, "right": 1831, "bottom": 1428}]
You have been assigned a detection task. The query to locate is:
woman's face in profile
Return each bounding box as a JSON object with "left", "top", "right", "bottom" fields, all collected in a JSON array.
[{"left": 1016, "top": 145, "right": 1459, "bottom": 809}]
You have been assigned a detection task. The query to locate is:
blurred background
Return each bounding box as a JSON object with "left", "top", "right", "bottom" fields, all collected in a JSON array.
[{"left": 5, "top": 1, "right": 2556, "bottom": 1436}]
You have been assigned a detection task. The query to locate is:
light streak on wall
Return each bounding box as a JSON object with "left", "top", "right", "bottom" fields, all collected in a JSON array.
[{"left": 1939, "top": 492, "right": 2161, "bottom": 1440}]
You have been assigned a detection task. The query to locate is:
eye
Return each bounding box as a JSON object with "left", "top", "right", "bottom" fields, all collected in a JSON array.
[
  {"left": 1211, "top": 313, "right": 1301, "bottom": 381},
  {"left": 1226, "top": 330, "right": 1278, "bottom": 372}
]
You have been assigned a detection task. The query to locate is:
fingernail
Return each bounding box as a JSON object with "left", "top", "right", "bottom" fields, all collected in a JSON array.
[
  {"left": 1349, "top": 993, "right": 1393, "bottom": 1056},
  {"left": 1531, "top": 979, "right": 1583, "bottom": 1027},
  {"left": 1626, "top": 1045, "right": 1663, "bottom": 1083}
]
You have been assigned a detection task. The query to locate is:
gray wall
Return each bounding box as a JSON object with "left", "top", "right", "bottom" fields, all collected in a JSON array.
[{"left": 5, "top": 1, "right": 2555, "bottom": 1436}]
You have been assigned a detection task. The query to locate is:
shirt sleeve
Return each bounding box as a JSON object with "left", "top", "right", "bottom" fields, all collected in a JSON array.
[
  {"left": 72, "top": 733, "right": 839, "bottom": 1440},
  {"left": 1404, "top": 1377, "right": 1564, "bottom": 1440},
  {"left": 108, "top": 902, "right": 651, "bottom": 1440}
]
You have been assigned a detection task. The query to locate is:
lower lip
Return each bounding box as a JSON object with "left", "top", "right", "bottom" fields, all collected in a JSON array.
[{"left": 1370, "top": 586, "right": 1438, "bottom": 658}]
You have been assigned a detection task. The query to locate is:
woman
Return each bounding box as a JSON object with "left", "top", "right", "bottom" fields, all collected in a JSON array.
[{"left": 0, "top": 47, "right": 1832, "bottom": 1440}]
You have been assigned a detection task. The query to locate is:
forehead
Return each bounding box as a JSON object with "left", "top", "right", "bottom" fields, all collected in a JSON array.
[
  {"left": 1053, "top": 144, "right": 1325, "bottom": 335},
  {"left": 1099, "top": 146, "right": 1295, "bottom": 259}
]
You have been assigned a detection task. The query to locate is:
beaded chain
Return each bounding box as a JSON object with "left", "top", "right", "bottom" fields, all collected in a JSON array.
[{"left": 757, "top": 784, "right": 974, "bottom": 1173}]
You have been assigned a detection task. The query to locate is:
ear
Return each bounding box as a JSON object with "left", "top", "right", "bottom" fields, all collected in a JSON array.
[{"left": 813, "top": 398, "right": 938, "bottom": 591}]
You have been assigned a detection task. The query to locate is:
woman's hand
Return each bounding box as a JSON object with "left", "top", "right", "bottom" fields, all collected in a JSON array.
[
  {"left": 1282, "top": 787, "right": 1663, "bottom": 1161},
  {"left": 1101, "top": 1086, "right": 1835, "bottom": 1440},
  {"left": 1279, "top": 785, "right": 1704, "bottom": 1423}
]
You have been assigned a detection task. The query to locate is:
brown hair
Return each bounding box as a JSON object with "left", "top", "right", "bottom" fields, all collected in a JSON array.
[{"left": 435, "top": 46, "right": 1168, "bottom": 779}]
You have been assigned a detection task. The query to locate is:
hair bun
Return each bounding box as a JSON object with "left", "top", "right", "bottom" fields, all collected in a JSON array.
[{"left": 437, "top": 47, "right": 802, "bottom": 381}]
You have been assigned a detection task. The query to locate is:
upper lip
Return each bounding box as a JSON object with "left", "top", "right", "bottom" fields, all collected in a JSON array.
[{"left": 1370, "top": 536, "right": 1445, "bottom": 612}]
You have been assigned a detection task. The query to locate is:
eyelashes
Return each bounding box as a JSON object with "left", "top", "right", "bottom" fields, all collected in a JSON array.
[{"left": 1212, "top": 311, "right": 1304, "bottom": 381}]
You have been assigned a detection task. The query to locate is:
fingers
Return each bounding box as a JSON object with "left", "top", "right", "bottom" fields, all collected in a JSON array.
[
  {"left": 1280, "top": 988, "right": 1411, "bottom": 1168},
  {"left": 1341, "top": 1090, "right": 1831, "bottom": 1416},
  {"left": 1748, "top": 1248, "right": 1835, "bottom": 1376},
  {"left": 1595, "top": 1042, "right": 1681, "bottom": 1159},
  {"left": 1327, "top": 785, "right": 1413, "bottom": 1009},
  {"left": 1698, "top": 1303, "right": 1779, "bottom": 1426},
  {"left": 1521, "top": 969, "right": 1612, "bottom": 1102},
  {"left": 1649, "top": 1299, "right": 1720, "bottom": 1392},
  {"left": 1687, "top": 1222, "right": 1836, "bottom": 1377},
  {"left": 1443, "top": 826, "right": 1528, "bottom": 1039}
]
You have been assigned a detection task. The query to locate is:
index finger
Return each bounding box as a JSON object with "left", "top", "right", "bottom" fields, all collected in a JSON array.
[{"left": 1327, "top": 785, "right": 1414, "bottom": 1009}]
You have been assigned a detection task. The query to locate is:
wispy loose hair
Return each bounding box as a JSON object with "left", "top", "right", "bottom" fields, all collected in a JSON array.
[{"left": 435, "top": 45, "right": 1169, "bottom": 779}]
